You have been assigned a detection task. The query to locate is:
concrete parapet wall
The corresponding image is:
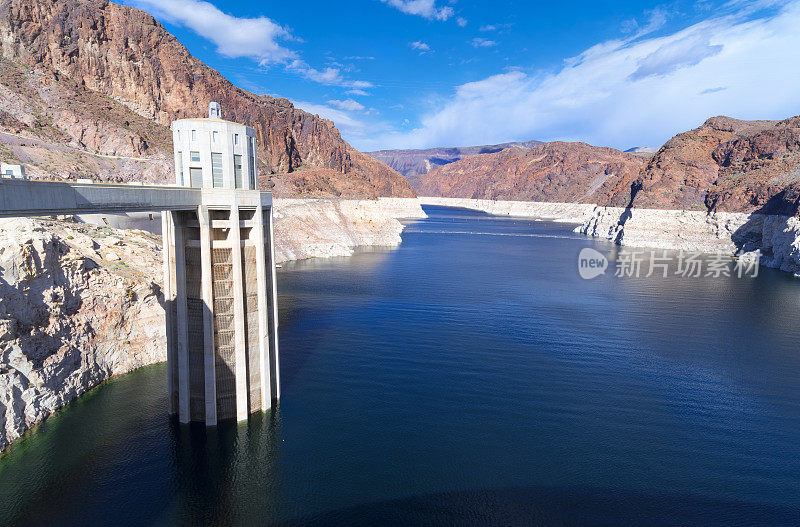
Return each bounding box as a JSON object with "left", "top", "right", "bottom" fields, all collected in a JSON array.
[{"left": 0, "top": 179, "right": 272, "bottom": 217}]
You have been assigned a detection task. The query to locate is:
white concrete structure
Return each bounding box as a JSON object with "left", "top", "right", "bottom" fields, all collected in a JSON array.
[
  {"left": 1, "top": 163, "right": 26, "bottom": 179},
  {"left": 0, "top": 179, "right": 203, "bottom": 216},
  {"left": 164, "top": 103, "right": 278, "bottom": 425},
  {"left": 171, "top": 103, "right": 259, "bottom": 191}
]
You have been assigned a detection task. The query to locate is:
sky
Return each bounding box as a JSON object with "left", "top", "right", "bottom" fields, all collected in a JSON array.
[{"left": 123, "top": 0, "right": 800, "bottom": 152}]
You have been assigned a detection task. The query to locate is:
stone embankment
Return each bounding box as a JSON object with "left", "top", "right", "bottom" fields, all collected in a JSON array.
[
  {"left": 577, "top": 206, "right": 800, "bottom": 275},
  {"left": 418, "top": 197, "right": 593, "bottom": 222},
  {"left": 420, "top": 197, "right": 800, "bottom": 276},
  {"left": 0, "top": 198, "right": 426, "bottom": 452},
  {"left": 273, "top": 198, "right": 426, "bottom": 263},
  {"left": 0, "top": 217, "right": 166, "bottom": 452}
]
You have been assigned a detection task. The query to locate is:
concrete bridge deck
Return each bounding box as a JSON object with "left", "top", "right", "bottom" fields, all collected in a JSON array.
[{"left": 0, "top": 178, "right": 271, "bottom": 217}]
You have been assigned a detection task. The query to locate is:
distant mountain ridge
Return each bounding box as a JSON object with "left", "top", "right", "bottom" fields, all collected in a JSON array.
[
  {"left": 415, "top": 141, "right": 644, "bottom": 205},
  {"left": 0, "top": 0, "right": 414, "bottom": 198},
  {"left": 367, "top": 140, "right": 543, "bottom": 186},
  {"left": 412, "top": 116, "right": 800, "bottom": 214}
]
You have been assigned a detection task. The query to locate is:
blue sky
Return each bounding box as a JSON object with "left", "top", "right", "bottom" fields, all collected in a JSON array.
[{"left": 125, "top": 0, "right": 800, "bottom": 151}]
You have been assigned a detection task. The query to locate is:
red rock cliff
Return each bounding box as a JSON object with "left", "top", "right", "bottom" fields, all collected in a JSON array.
[
  {"left": 631, "top": 116, "right": 800, "bottom": 213},
  {"left": 416, "top": 142, "right": 644, "bottom": 205}
]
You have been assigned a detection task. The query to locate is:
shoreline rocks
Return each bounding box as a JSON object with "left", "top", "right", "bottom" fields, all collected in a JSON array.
[
  {"left": 273, "top": 198, "right": 427, "bottom": 263},
  {"left": 419, "top": 197, "right": 800, "bottom": 276},
  {"left": 577, "top": 206, "right": 800, "bottom": 276},
  {"left": 418, "top": 197, "right": 594, "bottom": 222},
  {"left": 0, "top": 217, "right": 166, "bottom": 453}
]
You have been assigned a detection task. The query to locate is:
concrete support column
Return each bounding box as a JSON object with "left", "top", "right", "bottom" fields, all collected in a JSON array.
[
  {"left": 252, "top": 204, "right": 272, "bottom": 411},
  {"left": 161, "top": 212, "right": 177, "bottom": 415},
  {"left": 267, "top": 206, "right": 281, "bottom": 400},
  {"left": 229, "top": 205, "right": 249, "bottom": 422},
  {"left": 173, "top": 212, "right": 190, "bottom": 423},
  {"left": 198, "top": 205, "right": 217, "bottom": 426}
]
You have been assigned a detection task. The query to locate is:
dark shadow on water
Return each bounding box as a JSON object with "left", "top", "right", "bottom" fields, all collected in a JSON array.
[
  {"left": 167, "top": 408, "right": 282, "bottom": 525},
  {"left": 282, "top": 486, "right": 800, "bottom": 527}
]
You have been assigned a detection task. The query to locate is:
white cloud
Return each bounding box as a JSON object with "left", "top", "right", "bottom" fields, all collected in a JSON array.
[
  {"left": 621, "top": 7, "right": 669, "bottom": 39},
  {"left": 293, "top": 101, "right": 370, "bottom": 137},
  {"left": 347, "top": 89, "right": 371, "bottom": 96},
  {"left": 128, "top": 0, "right": 293, "bottom": 63},
  {"left": 292, "top": 100, "right": 393, "bottom": 139},
  {"left": 357, "top": 1, "right": 800, "bottom": 151},
  {"left": 327, "top": 98, "right": 366, "bottom": 111},
  {"left": 410, "top": 40, "right": 433, "bottom": 55},
  {"left": 456, "top": 17, "right": 468, "bottom": 27},
  {"left": 479, "top": 23, "right": 512, "bottom": 32},
  {"left": 471, "top": 37, "right": 498, "bottom": 48},
  {"left": 380, "top": 0, "right": 454, "bottom": 21},
  {"left": 410, "top": 40, "right": 432, "bottom": 51},
  {"left": 287, "top": 60, "right": 373, "bottom": 89},
  {"left": 629, "top": 32, "right": 723, "bottom": 80}
]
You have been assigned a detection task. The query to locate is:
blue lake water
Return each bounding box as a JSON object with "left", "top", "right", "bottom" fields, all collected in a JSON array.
[{"left": 1, "top": 205, "right": 800, "bottom": 525}]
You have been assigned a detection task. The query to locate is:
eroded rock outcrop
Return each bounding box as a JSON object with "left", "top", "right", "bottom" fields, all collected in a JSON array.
[
  {"left": 0, "top": 217, "right": 166, "bottom": 452},
  {"left": 577, "top": 206, "right": 800, "bottom": 276},
  {"left": 273, "top": 198, "right": 426, "bottom": 262},
  {"left": 0, "top": 57, "right": 174, "bottom": 182}
]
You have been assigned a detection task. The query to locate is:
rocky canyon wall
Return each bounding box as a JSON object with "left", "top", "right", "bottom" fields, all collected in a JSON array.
[
  {"left": 411, "top": 116, "right": 800, "bottom": 216},
  {"left": 577, "top": 206, "right": 800, "bottom": 276},
  {"left": 273, "top": 198, "right": 426, "bottom": 263},
  {"left": 0, "top": 0, "right": 415, "bottom": 198},
  {"left": 416, "top": 142, "right": 643, "bottom": 206},
  {"left": 0, "top": 217, "right": 166, "bottom": 452}
]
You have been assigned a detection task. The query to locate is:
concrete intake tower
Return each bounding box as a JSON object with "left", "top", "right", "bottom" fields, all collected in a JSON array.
[
  {"left": 0, "top": 103, "right": 278, "bottom": 426},
  {"left": 164, "top": 103, "right": 279, "bottom": 425}
]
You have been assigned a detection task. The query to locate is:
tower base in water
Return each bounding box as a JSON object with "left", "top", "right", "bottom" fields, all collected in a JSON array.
[{"left": 162, "top": 190, "right": 279, "bottom": 425}]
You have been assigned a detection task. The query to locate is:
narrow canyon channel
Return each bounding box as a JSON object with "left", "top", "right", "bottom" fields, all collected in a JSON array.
[{"left": 1, "top": 206, "right": 799, "bottom": 525}]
